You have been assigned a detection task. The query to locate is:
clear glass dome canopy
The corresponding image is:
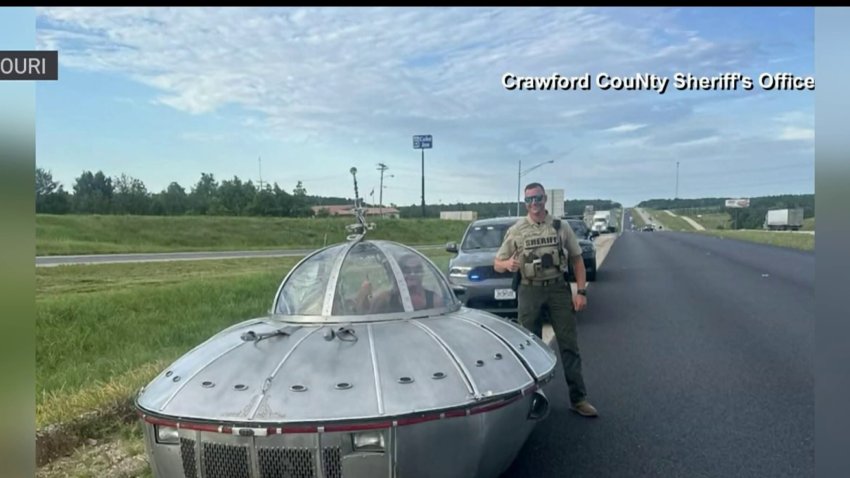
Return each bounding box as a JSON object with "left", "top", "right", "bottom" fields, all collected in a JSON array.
[{"left": 272, "top": 240, "right": 459, "bottom": 322}]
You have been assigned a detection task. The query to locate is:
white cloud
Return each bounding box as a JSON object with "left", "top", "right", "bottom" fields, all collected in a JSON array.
[
  {"left": 605, "top": 123, "right": 647, "bottom": 133},
  {"left": 779, "top": 127, "right": 814, "bottom": 141}
]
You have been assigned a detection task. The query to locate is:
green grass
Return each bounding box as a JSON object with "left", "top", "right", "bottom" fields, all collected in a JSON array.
[
  {"left": 802, "top": 217, "right": 815, "bottom": 231},
  {"left": 629, "top": 208, "right": 646, "bottom": 229},
  {"left": 37, "top": 258, "right": 289, "bottom": 426},
  {"left": 36, "top": 250, "right": 454, "bottom": 428},
  {"left": 688, "top": 212, "right": 731, "bottom": 230},
  {"left": 652, "top": 211, "right": 696, "bottom": 232},
  {"left": 695, "top": 230, "right": 814, "bottom": 251},
  {"left": 37, "top": 214, "right": 470, "bottom": 255}
]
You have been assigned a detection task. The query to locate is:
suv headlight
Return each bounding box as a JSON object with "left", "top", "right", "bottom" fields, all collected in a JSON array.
[{"left": 449, "top": 266, "right": 472, "bottom": 278}]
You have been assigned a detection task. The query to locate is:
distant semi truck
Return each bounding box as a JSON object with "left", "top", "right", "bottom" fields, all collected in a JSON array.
[
  {"left": 764, "top": 208, "right": 804, "bottom": 231},
  {"left": 592, "top": 211, "right": 612, "bottom": 233}
]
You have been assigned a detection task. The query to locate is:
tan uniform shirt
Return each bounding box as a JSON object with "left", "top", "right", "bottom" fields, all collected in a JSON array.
[{"left": 496, "top": 214, "right": 583, "bottom": 281}]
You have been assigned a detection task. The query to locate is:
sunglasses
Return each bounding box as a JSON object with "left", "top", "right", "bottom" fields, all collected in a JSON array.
[
  {"left": 401, "top": 265, "right": 424, "bottom": 275},
  {"left": 524, "top": 194, "right": 545, "bottom": 204}
]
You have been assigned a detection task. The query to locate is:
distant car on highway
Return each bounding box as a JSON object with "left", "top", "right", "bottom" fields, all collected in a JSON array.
[{"left": 642, "top": 224, "right": 655, "bottom": 232}]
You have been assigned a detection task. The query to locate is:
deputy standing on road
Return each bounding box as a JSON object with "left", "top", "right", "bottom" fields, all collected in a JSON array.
[{"left": 494, "top": 182, "right": 598, "bottom": 417}]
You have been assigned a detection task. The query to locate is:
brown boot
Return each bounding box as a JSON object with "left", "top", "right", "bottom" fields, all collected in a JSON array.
[{"left": 571, "top": 400, "right": 598, "bottom": 417}]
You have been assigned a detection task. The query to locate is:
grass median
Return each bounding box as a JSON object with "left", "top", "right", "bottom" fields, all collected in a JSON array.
[
  {"left": 695, "top": 230, "right": 814, "bottom": 251},
  {"left": 651, "top": 211, "right": 696, "bottom": 232},
  {"left": 37, "top": 214, "right": 469, "bottom": 255},
  {"left": 629, "top": 208, "right": 646, "bottom": 229}
]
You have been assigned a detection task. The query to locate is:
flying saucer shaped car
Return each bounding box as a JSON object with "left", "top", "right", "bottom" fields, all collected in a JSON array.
[{"left": 136, "top": 228, "right": 557, "bottom": 478}]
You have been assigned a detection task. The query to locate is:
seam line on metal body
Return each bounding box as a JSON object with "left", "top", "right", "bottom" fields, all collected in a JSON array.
[
  {"left": 368, "top": 323, "right": 385, "bottom": 415},
  {"left": 409, "top": 319, "right": 479, "bottom": 398},
  {"left": 247, "top": 327, "right": 321, "bottom": 420},
  {"left": 454, "top": 314, "right": 552, "bottom": 383}
]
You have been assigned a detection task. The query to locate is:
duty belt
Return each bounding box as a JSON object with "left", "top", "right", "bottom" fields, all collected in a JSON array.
[{"left": 520, "top": 276, "right": 564, "bottom": 287}]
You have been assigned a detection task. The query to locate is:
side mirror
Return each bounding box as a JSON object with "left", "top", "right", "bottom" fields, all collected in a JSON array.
[{"left": 445, "top": 242, "right": 458, "bottom": 253}]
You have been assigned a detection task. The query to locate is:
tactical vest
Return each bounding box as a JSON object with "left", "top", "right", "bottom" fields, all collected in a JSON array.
[{"left": 519, "top": 219, "right": 565, "bottom": 281}]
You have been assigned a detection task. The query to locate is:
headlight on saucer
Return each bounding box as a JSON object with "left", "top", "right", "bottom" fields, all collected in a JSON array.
[
  {"left": 155, "top": 425, "right": 179, "bottom": 445},
  {"left": 351, "top": 430, "right": 386, "bottom": 452},
  {"left": 449, "top": 266, "right": 472, "bottom": 278}
]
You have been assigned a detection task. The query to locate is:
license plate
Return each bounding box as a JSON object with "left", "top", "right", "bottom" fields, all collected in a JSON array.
[{"left": 494, "top": 289, "right": 516, "bottom": 300}]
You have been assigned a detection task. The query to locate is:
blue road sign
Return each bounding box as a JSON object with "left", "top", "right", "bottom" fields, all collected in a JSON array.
[{"left": 413, "top": 135, "right": 433, "bottom": 149}]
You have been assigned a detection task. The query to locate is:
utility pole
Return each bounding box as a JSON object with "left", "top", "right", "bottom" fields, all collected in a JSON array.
[
  {"left": 258, "top": 156, "right": 264, "bottom": 190},
  {"left": 675, "top": 160, "right": 679, "bottom": 199},
  {"left": 377, "top": 163, "right": 389, "bottom": 217}
]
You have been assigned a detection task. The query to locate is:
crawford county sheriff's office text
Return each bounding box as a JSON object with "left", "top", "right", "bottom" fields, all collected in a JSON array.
[{"left": 501, "top": 72, "right": 816, "bottom": 94}]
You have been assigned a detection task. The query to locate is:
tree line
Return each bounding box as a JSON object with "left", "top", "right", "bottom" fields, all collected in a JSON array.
[
  {"left": 36, "top": 167, "right": 623, "bottom": 219},
  {"left": 36, "top": 168, "right": 314, "bottom": 217}
]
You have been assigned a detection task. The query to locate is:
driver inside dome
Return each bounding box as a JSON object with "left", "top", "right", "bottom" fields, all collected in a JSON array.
[{"left": 354, "top": 253, "right": 438, "bottom": 314}]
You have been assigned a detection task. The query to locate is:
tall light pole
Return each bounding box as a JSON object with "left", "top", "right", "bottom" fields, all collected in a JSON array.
[
  {"left": 516, "top": 159, "right": 555, "bottom": 216},
  {"left": 413, "top": 135, "right": 432, "bottom": 218}
]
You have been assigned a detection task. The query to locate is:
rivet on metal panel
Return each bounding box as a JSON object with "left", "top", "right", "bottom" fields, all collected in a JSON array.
[
  {"left": 398, "top": 377, "right": 414, "bottom": 384},
  {"left": 290, "top": 384, "right": 308, "bottom": 392},
  {"left": 475, "top": 360, "right": 485, "bottom": 367},
  {"left": 335, "top": 382, "right": 353, "bottom": 390},
  {"left": 431, "top": 372, "right": 446, "bottom": 380},
  {"left": 234, "top": 384, "right": 248, "bottom": 391},
  {"left": 201, "top": 381, "right": 215, "bottom": 388},
  {"left": 494, "top": 353, "right": 503, "bottom": 360},
  {"left": 172, "top": 376, "right": 181, "bottom": 382},
  {"left": 165, "top": 371, "right": 173, "bottom": 377},
  {"left": 519, "top": 344, "right": 525, "bottom": 350}
]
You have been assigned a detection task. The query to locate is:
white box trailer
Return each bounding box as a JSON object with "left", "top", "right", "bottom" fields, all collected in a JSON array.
[
  {"left": 550, "top": 189, "right": 564, "bottom": 218},
  {"left": 440, "top": 211, "right": 478, "bottom": 221},
  {"left": 764, "top": 208, "right": 804, "bottom": 231}
]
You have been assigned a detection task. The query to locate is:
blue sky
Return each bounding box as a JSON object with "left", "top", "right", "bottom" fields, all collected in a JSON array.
[
  {"left": 34, "top": 7, "right": 814, "bottom": 207},
  {"left": 1, "top": 8, "right": 35, "bottom": 131}
]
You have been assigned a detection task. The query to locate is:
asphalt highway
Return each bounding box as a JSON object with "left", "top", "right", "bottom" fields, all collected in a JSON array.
[{"left": 502, "top": 227, "right": 814, "bottom": 478}]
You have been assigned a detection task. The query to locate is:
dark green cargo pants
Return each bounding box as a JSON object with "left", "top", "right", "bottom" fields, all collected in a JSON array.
[{"left": 517, "top": 277, "right": 587, "bottom": 405}]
